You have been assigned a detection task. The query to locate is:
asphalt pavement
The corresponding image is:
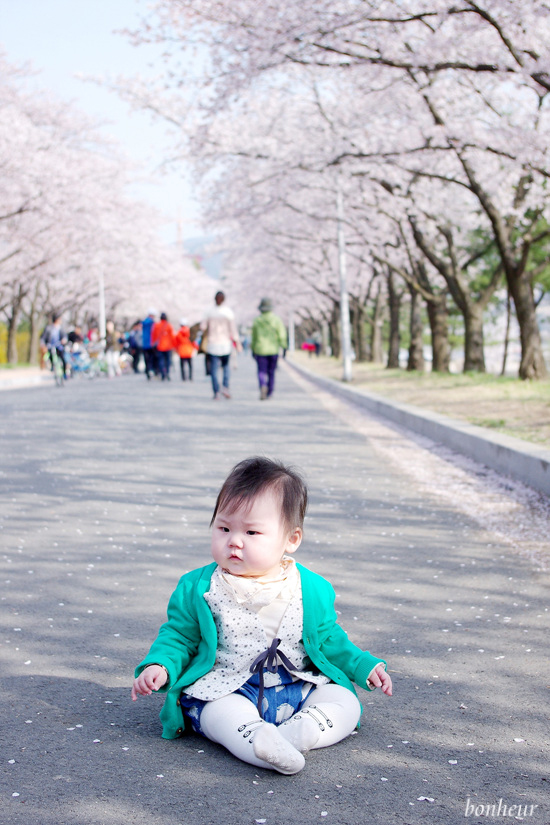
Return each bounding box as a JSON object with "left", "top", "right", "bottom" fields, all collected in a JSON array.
[{"left": 1, "top": 355, "right": 547, "bottom": 825}]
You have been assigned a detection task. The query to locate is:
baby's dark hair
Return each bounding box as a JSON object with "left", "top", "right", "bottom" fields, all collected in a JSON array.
[{"left": 210, "top": 456, "right": 308, "bottom": 534}]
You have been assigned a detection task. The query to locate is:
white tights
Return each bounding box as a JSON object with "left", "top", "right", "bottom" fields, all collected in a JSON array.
[{"left": 199, "top": 684, "right": 361, "bottom": 775}]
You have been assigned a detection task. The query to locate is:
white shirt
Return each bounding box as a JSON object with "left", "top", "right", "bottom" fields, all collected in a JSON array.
[{"left": 201, "top": 304, "right": 239, "bottom": 356}]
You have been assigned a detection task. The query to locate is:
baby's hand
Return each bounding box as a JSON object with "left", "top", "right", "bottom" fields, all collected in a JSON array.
[
  {"left": 131, "top": 665, "right": 168, "bottom": 701},
  {"left": 367, "top": 665, "right": 393, "bottom": 696}
]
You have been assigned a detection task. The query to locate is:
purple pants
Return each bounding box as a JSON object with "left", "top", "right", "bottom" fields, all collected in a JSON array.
[{"left": 256, "top": 354, "right": 278, "bottom": 396}]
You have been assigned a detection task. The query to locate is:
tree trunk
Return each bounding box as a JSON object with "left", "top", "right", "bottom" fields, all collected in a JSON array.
[
  {"left": 407, "top": 287, "right": 425, "bottom": 372},
  {"left": 456, "top": 152, "right": 547, "bottom": 379},
  {"left": 7, "top": 307, "right": 21, "bottom": 363},
  {"left": 386, "top": 271, "right": 401, "bottom": 368},
  {"left": 27, "top": 310, "right": 43, "bottom": 365},
  {"left": 6, "top": 287, "right": 27, "bottom": 363},
  {"left": 370, "top": 284, "right": 385, "bottom": 363},
  {"left": 27, "top": 282, "right": 44, "bottom": 365},
  {"left": 321, "top": 321, "right": 330, "bottom": 356},
  {"left": 351, "top": 307, "right": 358, "bottom": 360},
  {"left": 508, "top": 274, "right": 548, "bottom": 379},
  {"left": 463, "top": 302, "right": 486, "bottom": 373},
  {"left": 427, "top": 294, "right": 450, "bottom": 373},
  {"left": 5, "top": 283, "right": 30, "bottom": 364},
  {"left": 329, "top": 306, "right": 340, "bottom": 359},
  {"left": 500, "top": 290, "right": 512, "bottom": 376},
  {"left": 353, "top": 302, "right": 368, "bottom": 362}
]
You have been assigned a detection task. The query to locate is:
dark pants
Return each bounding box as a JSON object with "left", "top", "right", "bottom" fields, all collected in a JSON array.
[
  {"left": 157, "top": 350, "right": 171, "bottom": 380},
  {"left": 256, "top": 354, "right": 278, "bottom": 396},
  {"left": 179, "top": 357, "right": 193, "bottom": 380},
  {"left": 130, "top": 347, "right": 142, "bottom": 372},
  {"left": 143, "top": 347, "right": 157, "bottom": 378}
]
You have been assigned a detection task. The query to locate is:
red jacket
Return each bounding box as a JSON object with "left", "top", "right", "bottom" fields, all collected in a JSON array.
[
  {"left": 174, "top": 326, "right": 199, "bottom": 359},
  {"left": 152, "top": 320, "right": 175, "bottom": 352}
]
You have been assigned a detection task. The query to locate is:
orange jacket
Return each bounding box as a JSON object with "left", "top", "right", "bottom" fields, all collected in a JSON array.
[
  {"left": 174, "top": 326, "right": 199, "bottom": 358},
  {"left": 152, "top": 320, "right": 175, "bottom": 352}
]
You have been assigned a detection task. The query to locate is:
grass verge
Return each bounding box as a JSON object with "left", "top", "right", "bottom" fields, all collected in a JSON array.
[{"left": 289, "top": 351, "right": 550, "bottom": 448}]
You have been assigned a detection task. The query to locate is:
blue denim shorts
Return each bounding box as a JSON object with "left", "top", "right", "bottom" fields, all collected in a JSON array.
[{"left": 180, "top": 669, "right": 317, "bottom": 735}]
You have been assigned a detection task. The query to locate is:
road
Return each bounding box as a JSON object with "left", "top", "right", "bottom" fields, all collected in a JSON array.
[{"left": 1, "top": 355, "right": 547, "bottom": 825}]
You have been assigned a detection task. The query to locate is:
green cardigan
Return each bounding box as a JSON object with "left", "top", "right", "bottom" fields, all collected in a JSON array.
[{"left": 136, "top": 562, "right": 386, "bottom": 739}]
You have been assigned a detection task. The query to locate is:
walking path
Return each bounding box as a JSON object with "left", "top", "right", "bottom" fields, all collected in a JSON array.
[
  {"left": 0, "top": 366, "right": 53, "bottom": 390},
  {"left": 1, "top": 355, "right": 547, "bottom": 825}
]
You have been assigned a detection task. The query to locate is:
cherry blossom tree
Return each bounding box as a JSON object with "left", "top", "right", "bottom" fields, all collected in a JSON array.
[
  {"left": 0, "top": 53, "right": 213, "bottom": 364},
  {"left": 119, "top": 0, "right": 550, "bottom": 376}
]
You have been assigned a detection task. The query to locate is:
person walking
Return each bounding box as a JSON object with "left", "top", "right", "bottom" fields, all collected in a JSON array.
[
  {"left": 201, "top": 291, "right": 242, "bottom": 400},
  {"left": 128, "top": 321, "right": 143, "bottom": 373},
  {"left": 105, "top": 320, "right": 122, "bottom": 378},
  {"left": 251, "top": 297, "right": 288, "bottom": 400},
  {"left": 174, "top": 319, "right": 199, "bottom": 381},
  {"left": 152, "top": 312, "right": 175, "bottom": 381},
  {"left": 142, "top": 310, "right": 158, "bottom": 380}
]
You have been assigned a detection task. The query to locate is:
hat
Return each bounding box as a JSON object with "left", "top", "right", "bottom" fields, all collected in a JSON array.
[
  {"left": 148, "top": 308, "right": 157, "bottom": 317},
  {"left": 258, "top": 297, "right": 273, "bottom": 312},
  {"left": 180, "top": 318, "right": 188, "bottom": 326}
]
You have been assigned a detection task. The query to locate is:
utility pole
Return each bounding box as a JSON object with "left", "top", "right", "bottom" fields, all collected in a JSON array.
[
  {"left": 98, "top": 271, "right": 106, "bottom": 343},
  {"left": 337, "top": 183, "right": 353, "bottom": 381},
  {"left": 288, "top": 312, "right": 295, "bottom": 352}
]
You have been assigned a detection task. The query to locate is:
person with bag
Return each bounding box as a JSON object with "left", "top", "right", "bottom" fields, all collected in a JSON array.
[{"left": 251, "top": 298, "right": 288, "bottom": 400}]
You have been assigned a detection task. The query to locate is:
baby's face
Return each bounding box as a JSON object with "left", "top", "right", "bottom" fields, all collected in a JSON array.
[{"left": 211, "top": 488, "right": 302, "bottom": 578}]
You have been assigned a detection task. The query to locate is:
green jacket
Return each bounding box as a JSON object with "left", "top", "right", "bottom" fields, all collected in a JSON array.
[
  {"left": 136, "top": 562, "right": 386, "bottom": 739},
  {"left": 251, "top": 311, "right": 287, "bottom": 355}
]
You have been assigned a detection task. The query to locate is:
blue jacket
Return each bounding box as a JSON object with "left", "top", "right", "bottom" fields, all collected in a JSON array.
[
  {"left": 136, "top": 562, "right": 386, "bottom": 739},
  {"left": 142, "top": 316, "right": 155, "bottom": 349}
]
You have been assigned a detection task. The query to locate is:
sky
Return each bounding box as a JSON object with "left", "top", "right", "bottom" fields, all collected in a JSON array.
[{"left": 0, "top": 0, "right": 201, "bottom": 244}]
